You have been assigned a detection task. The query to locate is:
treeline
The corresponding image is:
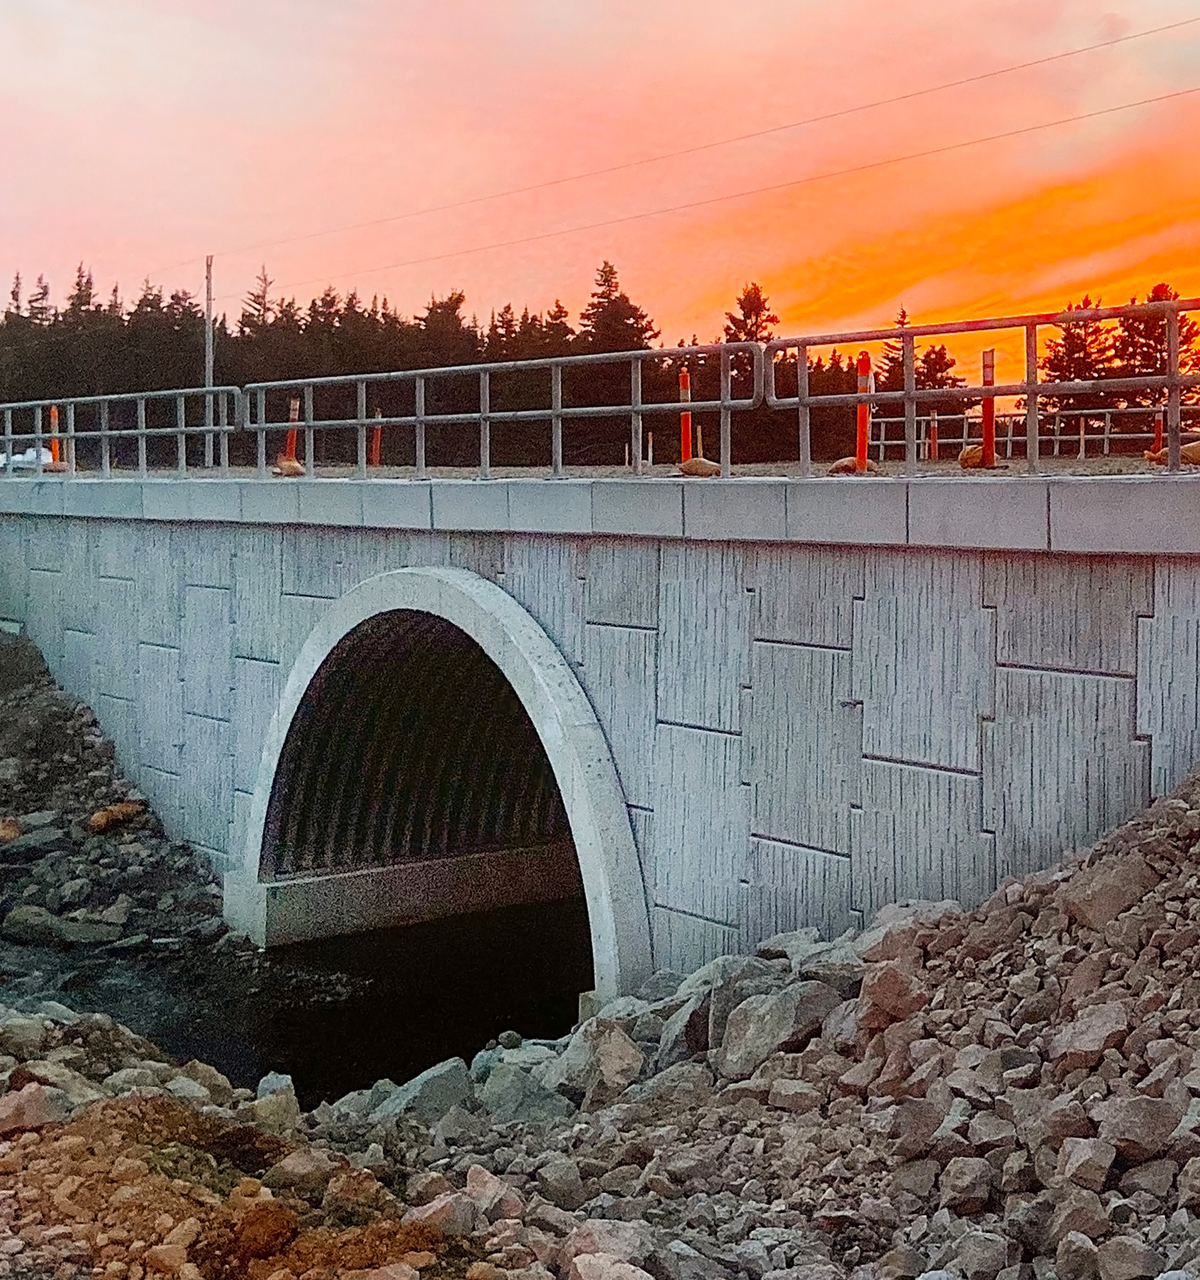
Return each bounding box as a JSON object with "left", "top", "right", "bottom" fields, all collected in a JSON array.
[{"left": 1, "top": 263, "right": 1195, "bottom": 466}]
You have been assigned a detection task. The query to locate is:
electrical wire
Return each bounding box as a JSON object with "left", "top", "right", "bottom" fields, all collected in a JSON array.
[
  {"left": 226, "top": 84, "right": 1200, "bottom": 304},
  {"left": 152, "top": 14, "right": 1200, "bottom": 276}
]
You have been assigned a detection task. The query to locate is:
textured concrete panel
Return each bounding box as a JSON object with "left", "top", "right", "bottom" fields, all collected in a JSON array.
[
  {"left": 360, "top": 480, "right": 433, "bottom": 530},
  {"left": 135, "top": 524, "right": 183, "bottom": 649},
  {"left": 786, "top": 478, "right": 907, "bottom": 545},
  {"left": 984, "top": 552, "right": 1152, "bottom": 675},
  {"left": 0, "top": 517, "right": 27, "bottom": 623},
  {"left": 26, "top": 568, "right": 63, "bottom": 673},
  {"left": 278, "top": 594, "right": 333, "bottom": 677},
  {"left": 96, "top": 693, "right": 136, "bottom": 779},
  {"left": 651, "top": 907, "right": 740, "bottom": 976},
  {"left": 94, "top": 520, "right": 137, "bottom": 582},
  {"left": 64, "top": 480, "right": 144, "bottom": 520},
  {"left": 62, "top": 628, "right": 98, "bottom": 712},
  {"left": 181, "top": 713, "right": 232, "bottom": 854},
  {"left": 504, "top": 536, "right": 585, "bottom": 667},
  {"left": 139, "top": 766, "right": 184, "bottom": 841},
  {"left": 432, "top": 481, "right": 508, "bottom": 531},
  {"left": 587, "top": 539, "right": 659, "bottom": 628},
  {"left": 750, "top": 546, "right": 865, "bottom": 648},
  {"left": 25, "top": 518, "right": 66, "bottom": 572},
  {"left": 580, "top": 624, "right": 656, "bottom": 810},
  {"left": 296, "top": 480, "right": 364, "bottom": 527},
  {"left": 59, "top": 523, "right": 95, "bottom": 636},
  {"left": 509, "top": 480, "right": 592, "bottom": 534},
  {"left": 448, "top": 533, "right": 505, "bottom": 583},
  {"left": 740, "top": 839, "right": 853, "bottom": 946},
  {"left": 651, "top": 724, "right": 748, "bottom": 925},
  {"left": 184, "top": 525, "right": 235, "bottom": 589},
  {"left": 182, "top": 586, "right": 232, "bottom": 720},
  {"left": 984, "top": 669, "right": 1149, "bottom": 881},
  {"left": 232, "top": 527, "right": 283, "bottom": 662},
  {"left": 1050, "top": 476, "right": 1200, "bottom": 554},
  {"left": 658, "top": 542, "right": 747, "bottom": 732},
  {"left": 1138, "top": 560, "right": 1200, "bottom": 796},
  {"left": 852, "top": 760, "right": 993, "bottom": 919},
  {"left": 231, "top": 658, "right": 281, "bottom": 793},
  {"left": 95, "top": 578, "right": 137, "bottom": 703},
  {"left": 747, "top": 642, "right": 859, "bottom": 854},
  {"left": 282, "top": 527, "right": 344, "bottom": 599},
  {"left": 854, "top": 550, "right": 992, "bottom": 771},
  {"left": 136, "top": 644, "right": 183, "bottom": 773}
]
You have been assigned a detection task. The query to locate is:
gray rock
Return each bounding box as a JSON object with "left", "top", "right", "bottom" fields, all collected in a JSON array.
[
  {"left": 0, "top": 828, "right": 69, "bottom": 861},
  {"left": 257, "top": 1070, "right": 295, "bottom": 1099},
  {"left": 479, "top": 1061, "right": 574, "bottom": 1123},
  {"left": 938, "top": 1157, "right": 994, "bottom": 1214},
  {"left": 715, "top": 981, "right": 843, "bottom": 1079},
  {"left": 369, "top": 1056, "right": 473, "bottom": 1125},
  {"left": 1056, "top": 1232, "right": 1099, "bottom": 1280},
  {"left": 470, "top": 1046, "right": 502, "bottom": 1084},
  {"left": 498, "top": 1029, "right": 523, "bottom": 1049},
  {"left": 538, "top": 1155, "right": 588, "bottom": 1211},
  {"left": 1095, "top": 1237, "right": 1167, "bottom": 1280},
  {"left": 542, "top": 1019, "right": 643, "bottom": 1106},
  {"left": 638, "top": 970, "right": 685, "bottom": 1001},
  {"left": 948, "top": 1230, "right": 1012, "bottom": 1280},
  {"left": 657, "top": 991, "right": 711, "bottom": 1071}
]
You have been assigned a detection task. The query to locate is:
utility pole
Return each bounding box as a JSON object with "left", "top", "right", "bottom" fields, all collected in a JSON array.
[{"left": 204, "top": 255, "right": 214, "bottom": 468}]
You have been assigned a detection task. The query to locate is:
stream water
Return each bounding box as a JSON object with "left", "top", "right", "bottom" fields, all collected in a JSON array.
[{"left": 0, "top": 897, "right": 594, "bottom": 1110}]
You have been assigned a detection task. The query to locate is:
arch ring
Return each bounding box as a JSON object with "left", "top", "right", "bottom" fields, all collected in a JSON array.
[{"left": 222, "top": 566, "right": 653, "bottom": 1002}]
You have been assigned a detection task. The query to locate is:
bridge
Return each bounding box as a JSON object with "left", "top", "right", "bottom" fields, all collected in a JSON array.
[{"left": 1, "top": 300, "right": 1198, "bottom": 1002}]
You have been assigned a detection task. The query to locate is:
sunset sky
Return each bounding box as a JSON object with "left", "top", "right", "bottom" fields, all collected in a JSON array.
[{"left": 3, "top": 0, "right": 1199, "bottom": 375}]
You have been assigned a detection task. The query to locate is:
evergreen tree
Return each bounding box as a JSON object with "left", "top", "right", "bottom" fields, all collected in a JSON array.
[
  {"left": 7, "top": 273, "right": 21, "bottom": 318},
  {"left": 1112, "top": 282, "right": 1200, "bottom": 405},
  {"left": 723, "top": 282, "right": 778, "bottom": 343},
  {"left": 575, "top": 262, "right": 658, "bottom": 352},
  {"left": 240, "top": 267, "right": 274, "bottom": 335},
  {"left": 27, "top": 275, "right": 53, "bottom": 325},
  {"left": 1040, "top": 295, "right": 1114, "bottom": 412},
  {"left": 879, "top": 307, "right": 910, "bottom": 392}
]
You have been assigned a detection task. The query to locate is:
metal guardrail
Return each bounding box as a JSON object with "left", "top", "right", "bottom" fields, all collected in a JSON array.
[
  {"left": 242, "top": 342, "right": 763, "bottom": 480},
  {"left": 766, "top": 297, "right": 1200, "bottom": 474},
  {"left": 0, "top": 298, "right": 1197, "bottom": 479},
  {"left": 1, "top": 387, "right": 242, "bottom": 477}
]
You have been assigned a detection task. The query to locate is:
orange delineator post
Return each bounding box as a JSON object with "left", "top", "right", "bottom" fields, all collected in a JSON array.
[
  {"left": 982, "top": 349, "right": 996, "bottom": 468},
  {"left": 1154, "top": 408, "right": 1164, "bottom": 453},
  {"left": 679, "top": 368, "right": 692, "bottom": 462},
  {"left": 929, "top": 409, "right": 939, "bottom": 462},
  {"left": 855, "top": 351, "right": 871, "bottom": 472},
  {"left": 286, "top": 396, "right": 300, "bottom": 461},
  {"left": 49, "top": 405, "right": 60, "bottom": 464},
  {"left": 370, "top": 410, "right": 382, "bottom": 467}
]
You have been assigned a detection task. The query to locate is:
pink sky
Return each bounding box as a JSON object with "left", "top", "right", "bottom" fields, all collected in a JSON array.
[{"left": 2, "top": 0, "right": 1198, "bottom": 359}]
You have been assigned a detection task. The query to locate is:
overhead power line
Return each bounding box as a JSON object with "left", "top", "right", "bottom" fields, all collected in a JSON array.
[
  {"left": 221, "top": 84, "right": 1200, "bottom": 304},
  {"left": 156, "top": 14, "right": 1200, "bottom": 276}
]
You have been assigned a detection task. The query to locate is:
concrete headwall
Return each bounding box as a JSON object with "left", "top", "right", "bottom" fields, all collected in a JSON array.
[{"left": 1, "top": 474, "right": 1199, "bottom": 982}]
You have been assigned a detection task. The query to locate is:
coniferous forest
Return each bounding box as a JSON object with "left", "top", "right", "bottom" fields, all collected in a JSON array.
[{"left": 1, "top": 262, "right": 1194, "bottom": 465}]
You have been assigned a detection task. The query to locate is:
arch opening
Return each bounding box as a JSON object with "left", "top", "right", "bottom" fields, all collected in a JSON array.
[{"left": 224, "top": 567, "right": 652, "bottom": 1002}]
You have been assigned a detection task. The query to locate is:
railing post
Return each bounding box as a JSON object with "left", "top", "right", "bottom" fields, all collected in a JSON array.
[
  {"left": 176, "top": 395, "right": 187, "bottom": 474},
  {"left": 1167, "top": 308, "right": 1182, "bottom": 473},
  {"left": 719, "top": 347, "right": 732, "bottom": 478},
  {"left": 903, "top": 333, "right": 917, "bottom": 475},
  {"left": 66, "top": 403, "right": 76, "bottom": 475},
  {"left": 256, "top": 389, "right": 267, "bottom": 478},
  {"left": 304, "top": 384, "right": 315, "bottom": 478},
  {"left": 356, "top": 381, "right": 367, "bottom": 478},
  {"left": 3, "top": 409, "right": 12, "bottom": 476},
  {"left": 796, "top": 345, "right": 811, "bottom": 478},
  {"left": 219, "top": 392, "right": 230, "bottom": 475},
  {"left": 550, "top": 364, "right": 563, "bottom": 477},
  {"left": 1024, "top": 322, "right": 1039, "bottom": 473},
  {"left": 630, "top": 358, "right": 643, "bottom": 477},
  {"left": 137, "top": 399, "right": 148, "bottom": 474},
  {"left": 100, "top": 401, "right": 111, "bottom": 476},
  {"left": 414, "top": 377, "right": 427, "bottom": 480},
  {"left": 479, "top": 368, "right": 491, "bottom": 480},
  {"left": 204, "top": 389, "right": 214, "bottom": 470}
]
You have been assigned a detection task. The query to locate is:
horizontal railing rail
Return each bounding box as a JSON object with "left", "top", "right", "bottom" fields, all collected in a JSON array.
[
  {"left": 1, "top": 296, "right": 1197, "bottom": 479},
  {"left": 1, "top": 386, "right": 243, "bottom": 478},
  {"left": 766, "top": 296, "right": 1200, "bottom": 475}
]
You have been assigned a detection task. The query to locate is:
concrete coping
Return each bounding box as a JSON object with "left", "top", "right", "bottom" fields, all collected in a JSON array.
[{"left": 0, "top": 472, "right": 1196, "bottom": 555}]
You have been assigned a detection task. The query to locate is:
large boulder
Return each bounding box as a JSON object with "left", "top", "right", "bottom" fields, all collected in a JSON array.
[
  {"left": 541, "top": 1020, "right": 644, "bottom": 1107},
  {"left": 1056, "top": 853, "right": 1161, "bottom": 932},
  {"left": 368, "top": 1057, "right": 473, "bottom": 1126},
  {"left": 716, "top": 981, "right": 842, "bottom": 1079},
  {"left": 479, "top": 1061, "right": 574, "bottom": 1123},
  {"left": 1047, "top": 1003, "right": 1128, "bottom": 1074},
  {"left": 1094, "top": 1096, "right": 1184, "bottom": 1164}
]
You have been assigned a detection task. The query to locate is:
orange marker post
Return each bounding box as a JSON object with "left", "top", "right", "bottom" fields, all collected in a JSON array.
[
  {"left": 1153, "top": 408, "right": 1164, "bottom": 454},
  {"left": 928, "top": 409, "right": 939, "bottom": 462},
  {"left": 49, "top": 405, "right": 60, "bottom": 465},
  {"left": 286, "top": 396, "right": 300, "bottom": 461},
  {"left": 855, "top": 351, "right": 871, "bottom": 473},
  {"left": 370, "top": 409, "right": 382, "bottom": 467},
  {"left": 981, "top": 349, "right": 996, "bottom": 469},
  {"left": 679, "top": 367, "right": 692, "bottom": 462}
]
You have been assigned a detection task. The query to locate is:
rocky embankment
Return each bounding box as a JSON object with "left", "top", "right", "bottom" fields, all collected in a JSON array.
[{"left": 2, "top": 634, "right": 1200, "bottom": 1280}]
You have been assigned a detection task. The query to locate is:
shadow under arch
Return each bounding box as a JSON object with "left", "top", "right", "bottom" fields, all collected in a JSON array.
[{"left": 223, "top": 567, "right": 652, "bottom": 1001}]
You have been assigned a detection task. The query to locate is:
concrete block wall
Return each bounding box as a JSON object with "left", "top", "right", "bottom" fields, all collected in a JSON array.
[{"left": 2, "top": 487, "right": 1200, "bottom": 979}]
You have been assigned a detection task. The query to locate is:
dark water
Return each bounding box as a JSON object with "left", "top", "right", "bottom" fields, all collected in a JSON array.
[{"left": 0, "top": 897, "right": 594, "bottom": 1111}]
